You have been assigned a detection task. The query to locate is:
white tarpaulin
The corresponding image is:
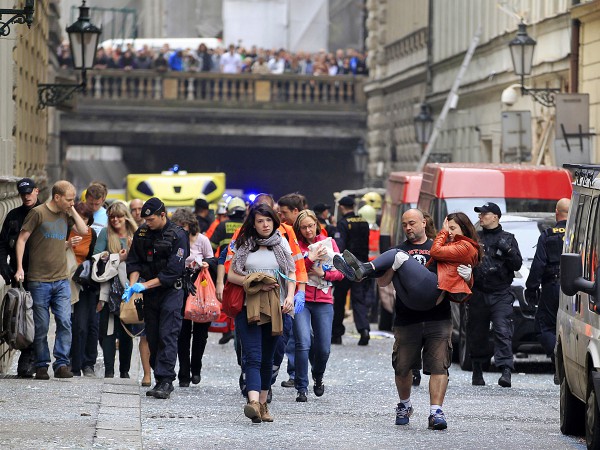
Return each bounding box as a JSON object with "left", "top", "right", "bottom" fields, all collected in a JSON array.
[{"left": 223, "top": 0, "right": 328, "bottom": 52}]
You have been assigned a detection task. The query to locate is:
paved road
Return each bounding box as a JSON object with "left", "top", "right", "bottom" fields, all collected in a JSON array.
[{"left": 0, "top": 323, "right": 587, "bottom": 449}]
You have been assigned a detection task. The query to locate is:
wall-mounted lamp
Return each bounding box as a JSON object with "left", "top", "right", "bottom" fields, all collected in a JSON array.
[
  {"left": 38, "top": 1, "right": 101, "bottom": 109},
  {"left": 508, "top": 22, "right": 560, "bottom": 107},
  {"left": 413, "top": 102, "right": 433, "bottom": 151},
  {"left": 0, "top": 0, "right": 34, "bottom": 37},
  {"left": 353, "top": 140, "right": 369, "bottom": 174}
]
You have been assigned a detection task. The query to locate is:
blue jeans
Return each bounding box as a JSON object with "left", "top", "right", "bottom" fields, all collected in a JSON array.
[
  {"left": 293, "top": 302, "right": 333, "bottom": 393},
  {"left": 29, "top": 279, "right": 72, "bottom": 370},
  {"left": 235, "top": 307, "right": 279, "bottom": 393}
]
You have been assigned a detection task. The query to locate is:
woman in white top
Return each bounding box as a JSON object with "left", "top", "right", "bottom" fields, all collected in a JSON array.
[
  {"left": 171, "top": 208, "right": 214, "bottom": 387},
  {"left": 228, "top": 203, "right": 295, "bottom": 423}
]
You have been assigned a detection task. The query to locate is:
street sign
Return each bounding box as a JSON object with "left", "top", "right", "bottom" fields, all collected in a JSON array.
[
  {"left": 554, "top": 138, "right": 590, "bottom": 167},
  {"left": 555, "top": 94, "right": 593, "bottom": 165},
  {"left": 501, "top": 111, "right": 532, "bottom": 162}
]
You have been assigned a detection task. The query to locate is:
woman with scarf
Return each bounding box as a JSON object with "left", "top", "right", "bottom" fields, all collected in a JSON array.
[
  {"left": 227, "top": 203, "right": 296, "bottom": 423},
  {"left": 292, "top": 209, "right": 344, "bottom": 402}
]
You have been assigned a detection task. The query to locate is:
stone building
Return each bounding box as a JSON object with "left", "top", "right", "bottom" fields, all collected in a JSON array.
[{"left": 364, "top": 0, "right": 597, "bottom": 186}]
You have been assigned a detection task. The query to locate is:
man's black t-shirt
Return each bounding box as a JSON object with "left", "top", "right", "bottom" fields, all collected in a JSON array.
[{"left": 394, "top": 239, "right": 451, "bottom": 326}]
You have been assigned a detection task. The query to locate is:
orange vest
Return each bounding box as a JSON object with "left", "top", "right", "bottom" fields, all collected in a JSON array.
[
  {"left": 368, "top": 228, "right": 380, "bottom": 261},
  {"left": 204, "top": 219, "right": 220, "bottom": 239}
]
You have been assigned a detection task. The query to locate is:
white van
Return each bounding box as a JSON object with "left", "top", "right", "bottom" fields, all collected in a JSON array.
[{"left": 557, "top": 164, "right": 600, "bottom": 449}]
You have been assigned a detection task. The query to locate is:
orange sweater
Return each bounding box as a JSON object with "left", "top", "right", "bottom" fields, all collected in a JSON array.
[{"left": 429, "top": 230, "right": 479, "bottom": 294}]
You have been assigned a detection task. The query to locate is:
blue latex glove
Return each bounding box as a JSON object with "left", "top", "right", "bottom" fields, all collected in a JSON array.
[
  {"left": 294, "top": 291, "right": 305, "bottom": 315},
  {"left": 122, "top": 282, "right": 145, "bottom": 302}
]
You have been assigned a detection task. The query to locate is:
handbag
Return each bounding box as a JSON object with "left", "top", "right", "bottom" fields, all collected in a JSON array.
[
  {"left": 120, "top": 293, "right": 144, "bottom": 325},
  {"left": 184, "top": 267, "right": 221, "bottom": 323},
  {"left": 107, "top": 276, "right": 124, "bottom": 314},
  {"left": 221, "top": 280, "right": 245, "bottom": 319}
]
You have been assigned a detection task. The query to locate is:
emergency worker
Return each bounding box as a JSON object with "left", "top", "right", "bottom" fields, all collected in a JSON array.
[
  {"left": 468, "top": 202, "right": 522, "bottom": 388},
  {"left": 332, "top": 196, "right": 371, "bottom": 345},
  {"left": 210, "top": 197, "right": 246, "bottom": 256},
  {"left": 125, "top": 197, "right": 189, "bottom": 399},
  {"left": 0, "top": 178, "right": 40, "bottom": 377},
  {"left": 204, "top": 202, "right": 227, "bottom": 239},
  {"left": 525, "top": 198, "right": 570, "bottom": 380}
]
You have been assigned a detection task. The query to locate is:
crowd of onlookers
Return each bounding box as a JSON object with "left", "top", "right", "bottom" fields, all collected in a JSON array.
[{"left": 57, "top": 42, "right": 369, "bottom": 76}]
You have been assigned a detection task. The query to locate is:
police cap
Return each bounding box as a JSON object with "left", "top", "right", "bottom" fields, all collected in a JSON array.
[
  {"left": 474, "top": 202, "right": 502, "bottom": 218},
  {"left": 313, "top": 203, "right": 331, "bottom": 213},
  {"left": 141, "top": 197, "right": 165, "bottom": 217},
  {"left": 338, "top": 196, "right": 355, "bottom": 207}
]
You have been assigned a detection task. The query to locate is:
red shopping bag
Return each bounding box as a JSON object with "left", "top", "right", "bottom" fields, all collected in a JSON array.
[
  {"left": 221, "top": 280, "right": 245, "bottom": 319},
  {"left": 184, "top": 268, "right": 221, "bottom": 323}
]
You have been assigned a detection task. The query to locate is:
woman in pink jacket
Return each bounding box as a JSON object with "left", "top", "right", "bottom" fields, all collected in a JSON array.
[{"left": 292, "top": 209, "right": 344, "bottom": 402}]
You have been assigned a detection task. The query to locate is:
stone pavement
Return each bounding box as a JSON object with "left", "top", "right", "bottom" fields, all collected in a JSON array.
[{"left": 0, "top": 317, "right": 585, "bottom": 450}]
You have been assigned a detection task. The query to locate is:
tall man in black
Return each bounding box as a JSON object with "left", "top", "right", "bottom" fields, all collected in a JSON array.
[
  {"left": 332, "top": 196, "right": 371, "bottom": 345},
  {"left": 469, "top": 202, "right": 522, "bottom": 388},
  {"left": 525, "top": 198, "right": 570, "bottom": 380},
  {"left": 125, "top": 197, "right": 189, "bottom": 399},
  {"left": 0, "top": 178, "right": 40, "bottom": 377}
]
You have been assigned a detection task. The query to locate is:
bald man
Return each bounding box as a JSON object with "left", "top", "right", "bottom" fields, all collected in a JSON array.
[
  {"left": 525, "top": 197, "right": 571, "bottom": 383},
  {"left": 130, "top": 198, "right": 145, "bottom": 227}
]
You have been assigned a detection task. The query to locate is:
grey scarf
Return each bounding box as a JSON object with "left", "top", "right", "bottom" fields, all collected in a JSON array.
[{"left": 232, "top": 230, "right": 295, "bottom": 276}]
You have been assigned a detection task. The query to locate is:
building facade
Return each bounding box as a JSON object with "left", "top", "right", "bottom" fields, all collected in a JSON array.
[{"left": 364, "top": 0, "right": 596, "bottom": 185}]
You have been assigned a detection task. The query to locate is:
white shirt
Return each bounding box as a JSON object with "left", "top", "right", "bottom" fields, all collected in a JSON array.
[{"left": 220, "top": 52, "right": 242, "bottom": 73}]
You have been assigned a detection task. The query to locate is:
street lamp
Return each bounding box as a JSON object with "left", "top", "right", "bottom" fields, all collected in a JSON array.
[
  {"left": 414, "top": 102, "right": 433, "bottom": 151},
  {"left": 508, "top": 22, "right": 560, "bottom": 107},
  {"left": 38, "top": 1, "right": 101, "bottom": 109},
  {"left": 353, "top": 140, "right": 369, "bottom": 174},
  {"left": 0, "top": 0, "right": 34, "bottom": 37}
]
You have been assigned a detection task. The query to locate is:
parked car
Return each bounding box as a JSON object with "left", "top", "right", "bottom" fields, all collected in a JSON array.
[{"left": 453, "top": 213, "right": 555, "bottom": 369}]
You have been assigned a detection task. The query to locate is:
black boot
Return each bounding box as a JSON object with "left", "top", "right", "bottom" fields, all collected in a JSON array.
[
  {"left": 358, "top": 329, "right": 370, "bottom": 346},
  {"left": 472, "top": 362, "right": 485, "bottom": 386},
  {"left": 343, "top": 250, "right": 374, "bottom": 281},
  {"left": 498, "top": 366, "right": 512, "bottom": 388}
]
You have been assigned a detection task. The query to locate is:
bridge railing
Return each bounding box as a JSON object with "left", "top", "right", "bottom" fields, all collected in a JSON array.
[{"left": 83, "top": 70, "right": 366, "bottom": 109}]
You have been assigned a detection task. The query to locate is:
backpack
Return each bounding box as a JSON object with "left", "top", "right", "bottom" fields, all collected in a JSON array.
[{"left": 0, "top": 284, "right": 34, "bottom": 351}]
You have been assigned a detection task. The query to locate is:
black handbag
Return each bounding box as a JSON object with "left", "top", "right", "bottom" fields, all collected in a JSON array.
[{"left": 107, "top": 277, "right": 124, "bottom": 314}]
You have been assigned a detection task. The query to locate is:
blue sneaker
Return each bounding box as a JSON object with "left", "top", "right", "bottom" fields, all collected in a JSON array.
[
  {"left": 428, "top": 409, "right": 447, "bottom": 430},
  {"left": 395, "top": 402, "right": 413, "bottom": 425}
]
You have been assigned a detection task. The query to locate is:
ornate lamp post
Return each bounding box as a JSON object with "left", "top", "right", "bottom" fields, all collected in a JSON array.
[
  {"left": 508, "top": 22, "right": 560, "bottom": 107},
  {"left": 0, "top": 0, "right": 34, "bottom": 37},
  {"left": 38, "top": 1, "right": 101, "bottom": 109},
  {"left": 413, "top": 102, "right": 433, "bottom": 152}
]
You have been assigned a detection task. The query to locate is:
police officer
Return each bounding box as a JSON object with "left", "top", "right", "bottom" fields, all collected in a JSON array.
[
  {"left": 468, "top": 202, "right": 522, "bottom": 388},
  {"left": 525, "top": 198, "right": 570, "bottom": 381},
  {"left": 125, "top": 197, "right": 189, "bottom": 399},
  {"left": 332, "top": 196, "right": 371, "bottom": 345},
  {"left": 0, "top": 178, "right": 40, "bottom": 377}
]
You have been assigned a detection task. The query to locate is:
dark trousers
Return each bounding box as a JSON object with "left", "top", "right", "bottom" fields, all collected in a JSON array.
[
  {"left": 535, "top": 281, "right": 560, "bottom": 357},
  {"left": 145, "top": 288, "right": 184, "bottom": 383},
  {"left": 271, "top": 313, "right": 293, "bottom": 384},
  {"left": 332, "top": 277, "right": 373, "bottom": 338},
  {"left": 99, "top": 304, "right": 133, "bottom": 375},
  {"left": 71, "top": 289, "right": 99, "bottom": 373},
  {"left": 177, "top": 318, "right": 210, "bottom": 383},
  {"left": 467, "top": 288, "right": 515, "bottom": 370}
]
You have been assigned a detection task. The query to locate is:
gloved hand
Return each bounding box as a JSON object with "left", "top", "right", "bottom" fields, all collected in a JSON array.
[
  {"left": 183, "top": 268, "right": 197, "bottom": 297},
  {"left": 122, "top": 282, "right": 145, "bottom": 302},
  {"left": 294, "top": 291, "right": 305, "bottom": 315},
  {"left": 392, "top": 251, "right": 410, "bottom": 271},
  {"left": 457, "top": 264, "right": 472, "bottom": 282},
  {"left": 496, "top": 238, "right": 512, "bottom": 255},
  {"left": 524, "top": 288, "right": 540, "bottom": 307},
  {"left": 0, "top": 264, "right": 14, "bottom": 285}
]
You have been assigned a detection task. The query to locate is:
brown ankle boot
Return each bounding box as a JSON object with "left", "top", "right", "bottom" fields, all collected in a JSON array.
[
  {"left": 260, "top": 402, "right": 273, "bottom": 422},
  {"left": 244, "top": 400, "right": 262, "bottom": 423}
]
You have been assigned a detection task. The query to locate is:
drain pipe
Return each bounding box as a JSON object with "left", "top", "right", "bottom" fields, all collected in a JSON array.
[{"left": 570, "top": 0, "right": 580, "bottom": 93}]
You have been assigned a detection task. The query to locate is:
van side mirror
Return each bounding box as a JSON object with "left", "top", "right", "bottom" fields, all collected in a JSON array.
[{"left": 561, "top": 253, "right": 596, "bottom": 296}]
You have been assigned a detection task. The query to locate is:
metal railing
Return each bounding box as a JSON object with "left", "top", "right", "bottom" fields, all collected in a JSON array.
[{"left": 82, "top": 70, "right": 366, "bottom": 109}]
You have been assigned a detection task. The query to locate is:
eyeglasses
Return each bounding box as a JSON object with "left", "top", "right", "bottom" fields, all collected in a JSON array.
[
  {"left": 109, "top": 215, "right": 124, "bottom": 220},
  {"left": 300, "top": 223, "right": 316, "bottom": 231}
]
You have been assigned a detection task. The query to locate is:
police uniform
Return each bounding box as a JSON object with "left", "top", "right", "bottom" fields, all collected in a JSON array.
[
  {"left": 469, "top": 223, "right": 523, "bottom": 371},
  {"left": 0, "top": 179, "right": 40, "bottom": 377},
  {"left": 525, "top": 220, "right": 566, "bottom": 358},
  {"left": 332, "top": 201, "right": 371, "bottom": 342},
  {"left": 126, "top": 199, "right": 189, "bottom": 390}
]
